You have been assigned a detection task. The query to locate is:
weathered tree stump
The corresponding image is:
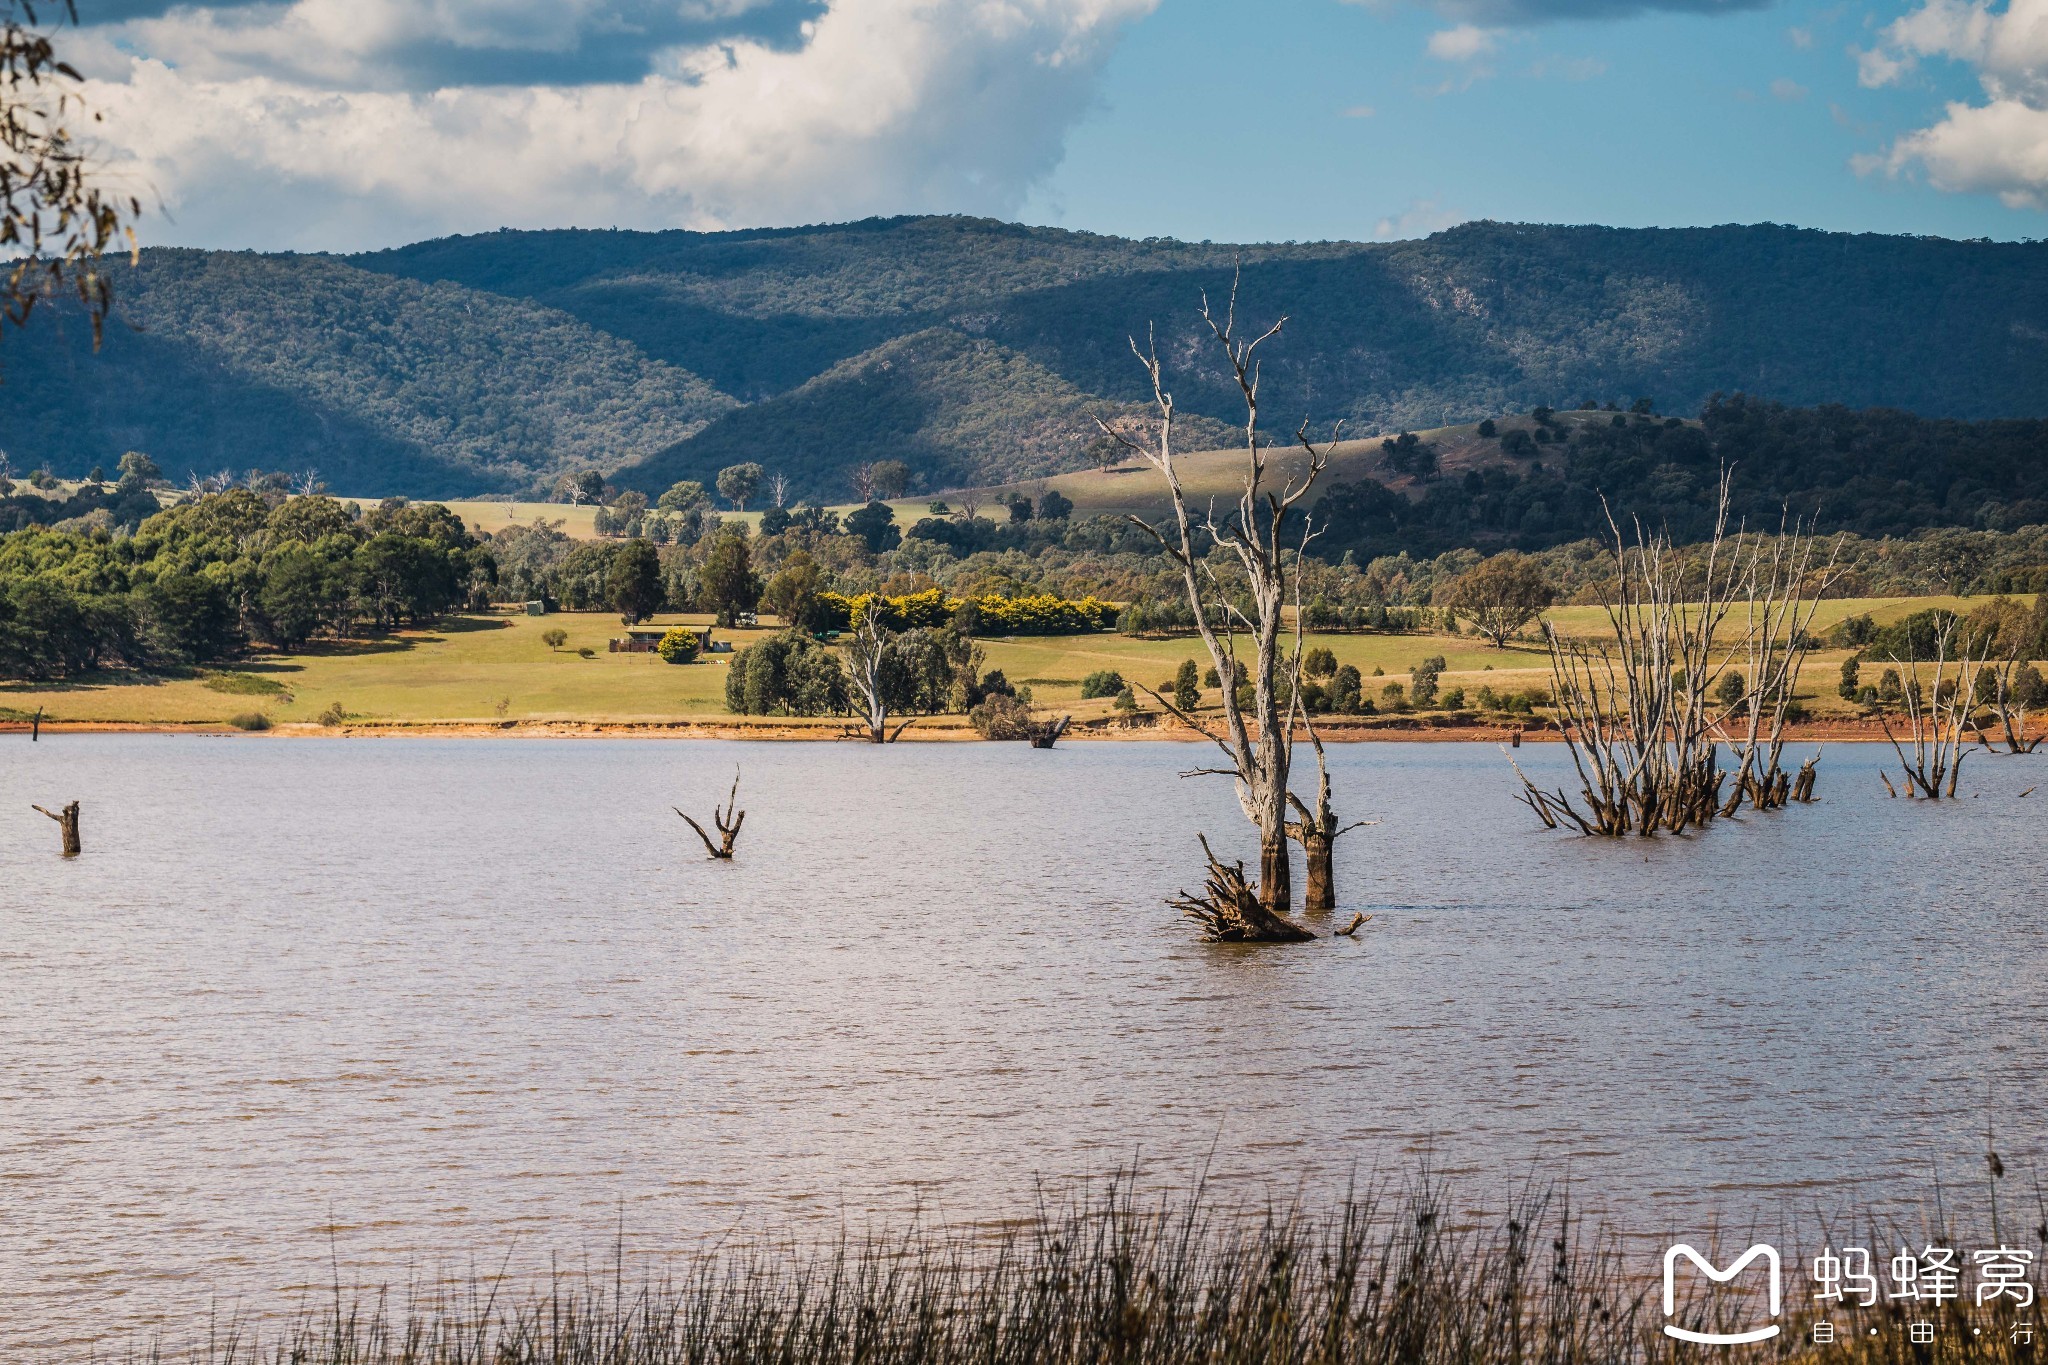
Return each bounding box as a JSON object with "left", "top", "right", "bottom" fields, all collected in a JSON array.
[
  {"left": 33, "top": 801, "right": 80, "bottom": 857},
  {"left": 1026, "top": 715, "right": 1071, "bottom": 749},
  {"left": 676, "top": 769, "right": 746, "bottom": 859},
  {"left": 31, "top": 707, "right": 43, "bottom": 741}
]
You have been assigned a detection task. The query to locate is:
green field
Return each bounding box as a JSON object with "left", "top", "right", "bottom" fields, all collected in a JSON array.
[{"left": 0, "top": 593, "right": 1997, "bottom": 731}]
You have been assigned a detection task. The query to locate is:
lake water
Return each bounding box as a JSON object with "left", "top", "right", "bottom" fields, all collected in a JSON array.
[{"left": 1, "top": 736, "right": 2042, "bottom": 1352}]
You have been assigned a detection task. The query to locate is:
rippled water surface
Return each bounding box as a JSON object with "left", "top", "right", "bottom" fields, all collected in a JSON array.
[{"left": 1, "top": 737, "right": 2043, "bottom": 1351}]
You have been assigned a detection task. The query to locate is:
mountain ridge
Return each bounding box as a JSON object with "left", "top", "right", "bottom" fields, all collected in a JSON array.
[{"left": 0, "top": 217, "right": 2042, "bottom": 502}]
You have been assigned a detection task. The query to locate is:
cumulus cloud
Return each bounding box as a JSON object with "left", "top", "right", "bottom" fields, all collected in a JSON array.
[
  {"left": 71, "top": 0, "right": 1155, "bottom": 250},
  {"left": 1856, "top": 0, "right": 2048, "bottom": 209}
]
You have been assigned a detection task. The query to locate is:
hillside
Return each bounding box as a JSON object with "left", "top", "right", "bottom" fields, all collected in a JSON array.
[
  {"left": 0, "top": 251, "right": 737, "bottom": 497},
  {"left": 615, "top": 326, "right": 1241, "bottom": 498},
  {"left": 1, "top": 217, "right": 2045, "bottom": 505}
]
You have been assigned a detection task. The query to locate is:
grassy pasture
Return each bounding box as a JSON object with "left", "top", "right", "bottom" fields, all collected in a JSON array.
[
  {"left": 422, "top": 413, "right": 1581, "bottom": 541},
  {"left": 4, "top": 590, "right": 2002, "bottom": 730}
]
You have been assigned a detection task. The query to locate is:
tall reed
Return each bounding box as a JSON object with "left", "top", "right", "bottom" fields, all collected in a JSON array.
[{"left": 114, "top": 1172, "right": 2046, "bottom": 1365}]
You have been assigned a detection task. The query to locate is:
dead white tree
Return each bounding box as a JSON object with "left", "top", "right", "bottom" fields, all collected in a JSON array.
[
  {"left": 1722, "top": 511, "right": 1841, "bottom": 810},
  {"left": 1511, "top": 479, "right": 1834, "bottom": 835},
  {"left": 1514, "top": 491, "right": 1742, "bottom": 835},
  {"left": 843, "top": 608, "right": 915, "bottom": 744},
  {"left": 848, "top": 462, "right": 878, "bottom": 504},
  {"left": 675, "top": 768, "right": 746, "bottom": 859},
  {"left": 1100, "top": 272, "right": 1334, "bottom": 940},
  {"left": 1966, "top": 598, "right": 2044, "bottom": 755},
  {"left": 1878, "top": 612, "right": 1991, "bottom": 798},
  {"left": 768, "top": 472, "right": 790, "bottom": 509}
]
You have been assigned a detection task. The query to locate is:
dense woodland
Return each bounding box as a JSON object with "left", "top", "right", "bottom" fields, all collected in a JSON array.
[
  {"left": 1310, "top": 394, "right": 2048, "bottom": 559},
  {"left": 2, "top": 218, "right": 2045, "bottom": 503}
]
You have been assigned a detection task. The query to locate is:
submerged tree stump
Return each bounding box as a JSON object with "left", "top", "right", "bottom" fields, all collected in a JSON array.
[
  {"left": 676, "top": 769, "right": 746, "bottom": 859},
  {"left": 33, "top": 801, "right": 80, "bottom": 857},
  {"left": 1026, "top": 716, "right": 1071, "bottom": 749}
]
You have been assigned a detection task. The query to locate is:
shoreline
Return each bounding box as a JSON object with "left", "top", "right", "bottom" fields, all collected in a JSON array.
[{"left": 0, "top": 716, "right": 1954, "bottom": 743}]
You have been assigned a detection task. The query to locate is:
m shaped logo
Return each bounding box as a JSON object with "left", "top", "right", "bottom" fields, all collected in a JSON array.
[{"left": 1662, "top": 1243, "right": 1783, "bottom": 1344}]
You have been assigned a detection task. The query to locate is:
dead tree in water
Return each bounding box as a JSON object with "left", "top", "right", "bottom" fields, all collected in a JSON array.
[
  {"left": 1285, "top": 585, "right": 1372, "bottom": 912},
  {"left": 1724, "top": 512, "right": 1839, "bottom": 810},
  {"left": 1879, "top": 613, "right": 1990, "bottom": 798},
  {"left": 1967, "top": 598, "right": 2045, "bottom": 755},
  {"left": 32, "top": 801, "right": 80, "bottom": 856},
  {"left": 1101, "top": 273, "right": 1336, "bottom": 940},
  {"left": 675, "top": 769, "right": 745, "bottom": 859},
  {"left": 1513, "top": 479, "right": 1834, "bottom": 835},
  {"left": 1287, "top": 716, "right": 1372, "bottom": 913},
  {"left": 1026, "top": 715, "right": 1071, "bottom": 748}
]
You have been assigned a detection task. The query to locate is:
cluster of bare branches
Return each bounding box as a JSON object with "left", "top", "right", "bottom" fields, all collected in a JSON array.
[
  {"left": 1103, "top": 273, "right": 1364, "bottom": 940},
  {"left": 3, "top": 1, "right": 137, "bottom": 356},
  {"left": 1878, "top": 612, "right": 1993, "bottom": 798},
  {"left": 1513, "top": 480, "right": 1838, "bottom": 835},
  {"left": 675, "top": 769, "right": 745, "bottom": 859},
  {"left": 1967, "top": 597, "right": 2044, "bottom": 755}
]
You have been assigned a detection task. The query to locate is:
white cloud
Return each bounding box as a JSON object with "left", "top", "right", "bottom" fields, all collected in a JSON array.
[
  {"left": 1770, "top": 75, "right": 1809, "bottom": 99},
  {"left": 1426, "top": 22, "right": 1501, "bottom": 58},
  {"left": 1374, "top": 197, "right": 1461, "bottom": 239},
  {"left": 74, "top": 0, "right": 1156, "bottom": 251},
  {"left": 1342, "top": 103, "right": 1378, "bottom": 116},
  {"left": 1857, "top": 0, "right": 2048, "bottom": 209},
  {"left": 1788, "top": 25, "right": 1814, "bottom": 48}
]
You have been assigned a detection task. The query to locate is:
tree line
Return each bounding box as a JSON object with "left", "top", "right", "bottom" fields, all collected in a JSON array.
[{"left": 0, "top": 489, "right": 490, "bottom": 679}]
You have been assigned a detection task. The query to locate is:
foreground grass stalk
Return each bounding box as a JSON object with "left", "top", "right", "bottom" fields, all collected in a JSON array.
[{"left": 116, "top": 1175, "right": 2045, "bottom": 1365}]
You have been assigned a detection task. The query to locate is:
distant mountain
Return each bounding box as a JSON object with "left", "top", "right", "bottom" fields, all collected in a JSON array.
[
  {"left": 2, "top": 217, "right": 2044, "bottom": 502},
  {"left": 0, "top": 249, "right": 736, "bottom": 497}
]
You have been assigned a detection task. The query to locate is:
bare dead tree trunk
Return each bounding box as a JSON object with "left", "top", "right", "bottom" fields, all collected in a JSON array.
[
  {"left": 843, "top": 609, "right": 900, "bottom": 744},
  {"left": 1026, "top": 715, "right": 1071, "bottom": 748},
  {"left": 33, "top": 801, "right": 80, "bottom": 856},
  {"left": 1285, "top": 602, "right": 1371, "bottom": 914},
  {"left": 1102, "top": 271, "right": 1335, "bottom": 941},
  {"left": 676, "top": 768, "right": 746, "bottom": 859},
  {"left": 31, "top": 706, "right": 42, "bottom": 741}
]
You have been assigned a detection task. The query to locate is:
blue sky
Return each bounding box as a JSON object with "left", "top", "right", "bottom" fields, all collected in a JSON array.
[
  {"left": 1032, "top": 0, "right": 2036, "bottom": 242},
  {"left": 62, "top": 0, "right": 2047, "bottom": 251}
]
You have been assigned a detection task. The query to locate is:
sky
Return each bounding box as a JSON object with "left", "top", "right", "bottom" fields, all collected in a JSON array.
[{"left": 54, "top": 0, "right": 2048, "bottom": 252}]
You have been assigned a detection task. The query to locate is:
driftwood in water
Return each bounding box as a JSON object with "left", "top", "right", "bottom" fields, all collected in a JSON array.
[
  {"left": 1336, "top": 912, "right": 1369, "bottom": 937},
  {"left": 31, "top": 707, "right": 42, "bottom": 741},
  {"left": 32, "top": 801, "right": 80, "bottom": 856},
  {"left": 1169, "top": 835, "right": 1314, "bottom": 943},
  {"left": 675, "top": 770, "right": 746, "bottom": 859}
]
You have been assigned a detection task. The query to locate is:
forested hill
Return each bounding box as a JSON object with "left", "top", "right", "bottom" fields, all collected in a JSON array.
[{"left": 1, "top": 217, "right": 2045, "bottom": 502}]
